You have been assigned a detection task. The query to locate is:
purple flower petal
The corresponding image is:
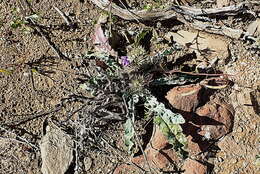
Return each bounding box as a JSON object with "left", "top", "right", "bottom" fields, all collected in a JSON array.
[{"left": 121, "top": 56, "right": 130, "bottom": 66}]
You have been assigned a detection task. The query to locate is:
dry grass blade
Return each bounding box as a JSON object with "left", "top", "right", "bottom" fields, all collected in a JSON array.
[{"left": 0, "top": 126, "right": 38, "bottom": 150}]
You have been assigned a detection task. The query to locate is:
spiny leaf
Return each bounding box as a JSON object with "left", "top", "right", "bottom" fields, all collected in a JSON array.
[{"left": 145, "top": 95, "right": 185, "bottom": 124}]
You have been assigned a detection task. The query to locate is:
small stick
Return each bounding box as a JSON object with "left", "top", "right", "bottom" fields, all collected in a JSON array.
[
  {"left": 53, "top": 6, "right": 72, "bottom": 26},
  {"left": 0, "top": 126, "right": 38, "bottom": 150},
  {"left": 1, "top": 107, "right": 61, "bottom": 126},
  {"left": 166, "top": 69, "right": 236, "bottom": 77},
  {"left": 27, "top": 18, "right": 71, "bottom": 61}
]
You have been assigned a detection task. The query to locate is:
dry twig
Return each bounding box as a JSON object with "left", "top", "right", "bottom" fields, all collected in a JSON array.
[
  {"left": 53, "top": 6, "right": 72, "bottom": 26},
  {"left": 0, "top": 126, "right": 38, "bottom": 150}
]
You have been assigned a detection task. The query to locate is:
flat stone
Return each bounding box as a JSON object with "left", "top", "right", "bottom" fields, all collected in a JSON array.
[
  {"left": 84, "top": 157, "right": 92, "bottom": 171},
  {"left": 182, "top": 159, "right": 207, "bottom": 174},
  {"left": 166, "top": 84, "right": 202, "bottom": 112},
  {"left": 114, "top": 126, "right": 181, "bottom": 173},
  {"left": 149, "top": 125, "right": 168, "bottom": 149},
  {"left": 167, "top": 30, "right": 230, "bottom": 61},
  {"left": 113, "top": 163, "right": 141, "bottom": 174},
  {"left": 40, "top": 124, "right": 74, "bottom": 174},
  {"left": 196, "top": 102, "right": 234, "bottom": 140}
]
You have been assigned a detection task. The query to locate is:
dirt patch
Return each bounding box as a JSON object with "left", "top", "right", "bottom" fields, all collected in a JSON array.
[{"left": 0, "top": 0, "right": 259, "bottom": 174}]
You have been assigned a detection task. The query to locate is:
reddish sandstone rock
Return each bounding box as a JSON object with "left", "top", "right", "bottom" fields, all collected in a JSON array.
[
  {"left": 114, "top": 126, "right": 181, "bottom": 174},
  {"left": 113, "top": 163, "right": 140, "bottom": 174},
  {"left": 186, "top": 135, "right": 210, "bottom": 156},
  {"left": 149, "top": 125, "right": 168, "bottom": 149},
  {"left": 132, "top": 126, "right": 181, "bottom": 170},
  {"left": 181, "top": 122, "right": 211, "bottom": 155},
  {"left": 114, "top": 148, "right": 180, "bottom": 174},
  {"left": 182, "top": 159, "right": 207, "bottom": 174},
  {"left": 196, "top": 102, "right": 234, "bottom": 140},
  {"left": 165, "top": 84, "right": 202, "bottom": 112},
  {"left": 148, "top": 126, "right": 181, "bottom": 164},
  {"left": 132, "top": 148, "right": 168, "bottom": 169}
]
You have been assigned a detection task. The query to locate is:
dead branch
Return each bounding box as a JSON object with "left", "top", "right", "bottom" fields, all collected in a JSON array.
[
  {"left": 90, "top": 0, "right": 260, "bottom": 40},
  {"left": 171, "top": 1, "right": 259, "bottom": 17},
  {"left": 27, "top": 18, "right": 71, "bottom": 61},
  {"left": 0, "top": 107, "right": 61, "bottom": 126},
  {"left": 0, "top": 126, "right": 38, "bottom": 150},
  {"left": 90, "top": 0, "right": 260, "bottom": 21},
  {"left": 90, "top": 0, "right": 179, "bottom": 21}
]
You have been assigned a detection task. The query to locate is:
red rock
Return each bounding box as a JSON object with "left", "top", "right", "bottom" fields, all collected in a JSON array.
[
  {"left": 182, "top": 159, "right": 207, "bottom": 174},
  {"left": 186, "top": 135, "right": 210, "bottom": 156},
  {"left": 148, "top": 126, "right": 181, "bottom": 164},
  {"left": 134, "top": 148, "right": 168, "bottom": 169},
  {"left": 149, "top": 125, "right": 168, "bottom": 149},
  {"left": 114, "top": 126, "right": 181, "bottom": 173},
  {"left": 113, "top": 163, "right": 140, "bottom": 174},
  {"left": 159, "top": 148, "right": 181, "bottom": 164},
  {"left": 196, "top": 102, "right": 234, "bottom": 140},
  {"left": 181, "top": 122, "right": 210, "bottom": 155},
  {"left": 165, "top": 84, "right": 202, "bottom": 112},
  {"left": 147, "top": 148, "right": 180, "bottom": 169}
]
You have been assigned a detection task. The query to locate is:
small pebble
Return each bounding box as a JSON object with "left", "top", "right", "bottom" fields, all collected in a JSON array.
[
  {"left": 230, "top": 158, "right": 237, "bottom": 164},
  {"left": 217, "top": 157, "right": 224, "bottom": 162},
  {"left": 84, "top": 157, "right": 92, "bottom": 171},
  {"left": 236, "top": 126, "right": 243, "bottom": 133}
]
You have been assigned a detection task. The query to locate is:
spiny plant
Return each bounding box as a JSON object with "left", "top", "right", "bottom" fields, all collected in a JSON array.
[
  {"left": 82, "top": 50, "right": 197, "bottom": 159},
  {"left": 81, "top": 28, "right": 198, "bottom": 159}
]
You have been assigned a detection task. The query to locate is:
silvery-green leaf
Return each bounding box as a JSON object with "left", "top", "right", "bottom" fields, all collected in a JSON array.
[
  {"left": 124, "top": 117, "right": 135, "bottom": 153},
  {"left": 25, "top": 14, "right": 40, "bottom": 21}
]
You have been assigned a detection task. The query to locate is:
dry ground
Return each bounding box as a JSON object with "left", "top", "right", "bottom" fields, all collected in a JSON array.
[{"left": 0, "top": 0, "right": 259, "bottom": 174}]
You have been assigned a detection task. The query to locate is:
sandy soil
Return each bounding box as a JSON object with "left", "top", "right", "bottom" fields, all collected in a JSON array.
[{"left": 0, "top": 0, "right": 259, "bottom": 174}]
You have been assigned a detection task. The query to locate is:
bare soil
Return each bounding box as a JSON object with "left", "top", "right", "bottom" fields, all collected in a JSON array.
[{"left": 0, "top": 0, "right": 259, "bottom": 174}]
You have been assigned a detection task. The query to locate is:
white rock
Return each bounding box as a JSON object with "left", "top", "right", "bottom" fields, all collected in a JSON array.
[
  {"left": 40, "top": 124, "right": 74, "bottom": 174},
  {"left": 83, "top": 157, "right": 92, "bottom": 171}
]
